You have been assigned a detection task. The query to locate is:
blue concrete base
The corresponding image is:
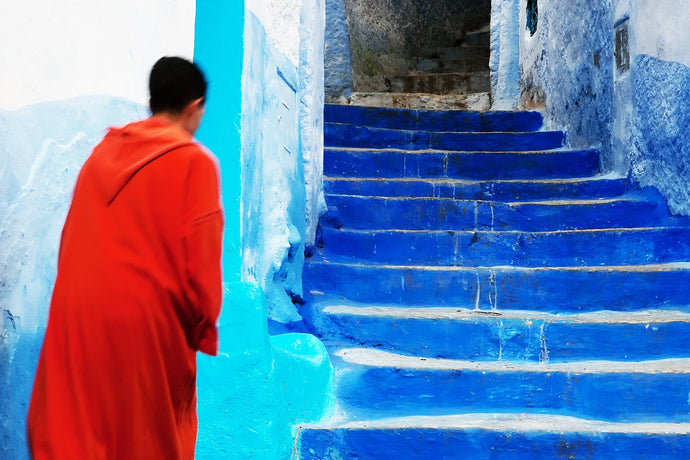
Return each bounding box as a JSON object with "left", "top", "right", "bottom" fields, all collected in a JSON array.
[
  {"left": 305, "top": 260, "right": 690, "bottom": 310},
  {"left": 299, "top": 424, "right": 690, "bottom": 460},
  {"left": 325, "top": 104, "right": 544, "bottom": 132},
  {"left": 325, "top": 123, "right": 566, "bottom": 151},
  {"left": 316, "top": 226, "right": 690, "bottom": 266},
  {"left": 301, "top": 299, "right": 690, "bottom": 362}
]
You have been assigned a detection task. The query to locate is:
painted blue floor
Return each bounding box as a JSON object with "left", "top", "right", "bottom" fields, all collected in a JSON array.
[{"left": 298, "top": 104, "right": 690, "bottom": 458}]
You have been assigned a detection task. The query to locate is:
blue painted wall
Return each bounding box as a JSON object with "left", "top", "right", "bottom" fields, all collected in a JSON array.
[
  {"left": 194, "top": 0, "right": 245, "bottom": 282},
  {"left": 240, "top": 11, "right": 307, "bottom": 325},
  {"left": 629, "top": 56, "right": 690, "bottom": 216},
  {"left": 194, "top": 4, "right": 333, "bottom": 458}
]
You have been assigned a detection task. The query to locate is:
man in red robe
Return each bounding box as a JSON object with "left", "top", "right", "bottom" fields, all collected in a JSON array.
[{"left": 27, "top": 56, "right": 224, "bottom": 459}]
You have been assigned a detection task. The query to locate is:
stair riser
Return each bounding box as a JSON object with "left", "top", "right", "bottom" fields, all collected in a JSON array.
[
  {"left": 304, "top": 262, "right": 690, "bottom": 311},
  {"left": 299, "top": 428, "right": 690, "bottom": 460},
  {"left": 325, "top": 124, "right": 566, "bottom": 151},
  {"left": 325, "top": 177, "right": 627, "bottom": 201},
  {"left": 325, "top": 149, "right": 600, "bottom": 180},
  {"left": 318, "top": 227, "right": 690, "bottom": 266},
  {"left": 389, "top": 73, "right": 491, "bottom": 94},
  {"left": 336, "top": 365, "right": 690, "bottom": 421},
  {"left": 416, "top": 58, "right": 489, "bottom": 74},
  {"left": 324, "top": 104, "right": 544, "bottom": 132},
  {"left": 463, "top": 31, "right": 491, "bottom": 47},
  {"left": 303, "top": 306, "right": 690, "bottom": 361},
  {"left": 325, "top": 195, "right": 672, "bottom": 231},
  {"left": 438, "top": 47, "right": 491, "bottom": 59}
]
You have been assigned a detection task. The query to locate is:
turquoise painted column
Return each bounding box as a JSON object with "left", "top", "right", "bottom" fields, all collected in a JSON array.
[{"left": 194, "top": 0, "right": 244, "bottom": 282}]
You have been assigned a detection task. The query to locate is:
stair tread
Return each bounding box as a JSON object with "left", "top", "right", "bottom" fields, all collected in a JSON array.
[
  {"left": 305, "top": 412, "right": 690, "bottom": 433},
  {"left": 308, "top": 259, "right": 690, "bottom": 271},
  {"left": 334, "top": 348, "right": 690, "bottom": 374},
  {"left": 325, "top": 174, "right": 623, "bottom": 184},
  {"left": 315, "top": 303, "right": 690, "bottom": 324}
]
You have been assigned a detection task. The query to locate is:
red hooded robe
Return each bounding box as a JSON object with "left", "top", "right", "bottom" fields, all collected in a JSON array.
[{"left": 27, "top": 117, "right": 223, "bottom": 459}]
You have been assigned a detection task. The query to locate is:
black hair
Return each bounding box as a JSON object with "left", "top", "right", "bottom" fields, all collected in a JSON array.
[{"left": 149, "top": 56, "right": 207, "bottom": 114}]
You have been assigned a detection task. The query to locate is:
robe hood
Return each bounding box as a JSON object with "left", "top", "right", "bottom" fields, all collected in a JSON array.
[{"left": 89, "top": 117, "right": 194, "bottom": 204}]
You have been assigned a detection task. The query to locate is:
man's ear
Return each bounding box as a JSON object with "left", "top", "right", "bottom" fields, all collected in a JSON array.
[{"left": 185, "top": 97, "right": 205, "bottom": 115}]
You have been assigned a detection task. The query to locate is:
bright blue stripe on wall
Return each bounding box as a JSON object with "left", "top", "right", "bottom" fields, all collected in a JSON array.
[{"left": 194, "top": 0, "right": 244, "bottom": 281}]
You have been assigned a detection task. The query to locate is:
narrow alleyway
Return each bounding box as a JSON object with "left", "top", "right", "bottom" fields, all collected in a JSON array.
[{"left": 297, "top": 103, "right": 690, "bottom": 458}]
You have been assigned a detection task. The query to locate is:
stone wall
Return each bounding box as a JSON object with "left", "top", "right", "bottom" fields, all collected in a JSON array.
[{"left": 327, "top": 0, "right": 490, "bottom": 94}]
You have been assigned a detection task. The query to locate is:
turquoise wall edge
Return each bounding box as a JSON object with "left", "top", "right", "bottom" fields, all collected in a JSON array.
[{"left": 194, "top": 3, "right": 333, "bottom": 458}]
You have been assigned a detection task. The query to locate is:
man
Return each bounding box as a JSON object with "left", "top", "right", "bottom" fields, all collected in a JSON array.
[{"left": 27, "top": 56, "right": 224, "bottom": 459}]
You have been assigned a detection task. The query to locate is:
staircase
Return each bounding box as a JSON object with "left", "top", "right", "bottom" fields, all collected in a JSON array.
[
  {"left": 297, "top": 104, "right": 690, "bottom": 458},
  {"left": 348, "top": 29, "right": 491, "bottom": 111}
]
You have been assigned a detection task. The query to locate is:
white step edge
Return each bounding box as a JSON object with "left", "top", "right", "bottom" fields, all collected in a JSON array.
[
  {"left": 321, "top": 305, "right": 690, "bottom": 325},
  {"left": 324, "top": 171, "right": 625, "bottom": 184},
  {"left": 304, "top": 412, "right": 690, "bottom": 434},
  {"left": 310, "top": 261, "right": 690, "bottom": 272},
  {"left": 335, "top": 348, "right": 690, "bottom": 374}
]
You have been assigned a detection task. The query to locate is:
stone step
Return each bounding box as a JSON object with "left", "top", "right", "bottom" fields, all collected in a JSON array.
[
  {"left": 316, "top": 226, "right": 690, "bottom": 267},
  {"left": 415, "top": 57, "right": 489, "bottom": 74},
  {"left": 331, "top": 349, "right": 690, "bottom": 422},
  {"left": 461, "top": 30, "right": 491, "bottom": 47},
  {"left": 437, "top": 46, "right": 491, "bottom": 60},
  {"left": 331, "top": 92, "right": 492, "bottom": 111},
  {"left": 323, "top": 194, "right": 679, "bottom": 232},
  {"left": 324, "top": 148, "right": 599, "bottom": 180},
  {"left": 324, "top": 124, "right": 566, "bottom": 151},
  {"left": 324, "top": 175, "right": 627, "bottom": 201},
  {"left": 298, "top": 413, "right": 690, "bottom": 459},
  {"left": 303, "top": 260, "right": 690, "bottom": 310},
  {"left": 388, "top": 72, "right": 491, "bottom": 94},
  {"left": 324, "top": 104, "right": 544, "bottom": 132},
  {"left": 302, "top": 300, "right": 690, "bottom": 362}
]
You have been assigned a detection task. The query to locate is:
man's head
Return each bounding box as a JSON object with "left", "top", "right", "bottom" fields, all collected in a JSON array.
[{"left": 149, "top": 56, "right": 207, "bottom": 135}]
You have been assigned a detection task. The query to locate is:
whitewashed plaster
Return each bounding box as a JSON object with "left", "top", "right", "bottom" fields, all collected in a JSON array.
[
  {"left": 247, "top": 0, "right": 302, "bottom": 64},
  {"left": 0, "top": 0, "right": 196, "bottom": 111},
  {"left": 636, "top": 0, "right": 690, "bottom": 68}
]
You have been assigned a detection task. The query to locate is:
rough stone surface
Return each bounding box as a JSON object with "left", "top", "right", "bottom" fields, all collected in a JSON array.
[
  {"left": 241, "top": 12, "right": 306, "bottom": 323},
  {"left": 519, "top": 0, "right": 614, "bottom": 165},
  {"left": 630, "top": 55, "right": 690, "bottom": 216},
  {"left": 342, "top": 0, "right": 491, "bottom": 92},
  {"left": 324, "top": 0, "right": 354, "bottom": 99}
]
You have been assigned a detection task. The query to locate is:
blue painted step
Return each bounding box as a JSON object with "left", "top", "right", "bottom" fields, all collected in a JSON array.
[
  {"left": 325, "top": 123, "right": 566, "bottom": 151},
  {"left": 332, "top": 349, "right": 690, "bottom": 422},
  {"left": 304, "top": 260, "right": 690, "bottom": 311},
  {"left": 299, "top": 414, "right": 690, "bottom": 460},
  {"left": 324, "top": 194, "right": 681, "bottom": 231},
  {"left": 316, "top": 226, "right": 690, "bottom": 267},
  {"left": 324, "top": 148, "right": 600, "bottom": 180},
  {"left": 324, "top": 175, "right": 628, "bottom": 201},
  {"left": 324, "top": 104, "right": 544, "bottom": 132},
  {"left": 301, "top": 299, "right": 690, "bottom": 362}
]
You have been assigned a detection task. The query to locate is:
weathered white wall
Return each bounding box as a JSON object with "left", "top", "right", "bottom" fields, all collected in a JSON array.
[
  {"left": 516, "top": 0, "right": 614, "bottom": 166},
  {"left": 242, "top": 0, "right": 325, "bottom": 324},
  {"left": 619, "top": 0, "right": 690, "bottom": 215},
  {"left": 0, "top": 3, "right": 195, "bottom": 458},
  {"left": 247, "top": 0, "right": 302, "bottom": 65},
  {"left": 635, "top": 0, "right": 690, "bottom": 67},
  {"left": 0, "top": 0, "right": 195, "bottom": 111}
]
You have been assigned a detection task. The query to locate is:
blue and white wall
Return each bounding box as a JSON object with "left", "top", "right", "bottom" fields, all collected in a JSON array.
[
  {"left": 1, "top": 1, "right": 331, "bottom": 458},
  {"left": 493, "top": 0, "right": 690, "bottom": 213},
  {"left": 617, "top": 0, "right": 690, "bottom": 215},
  {"left": 515, "top": 0, "right": 614, "bottom": 166},
  {"left": 241, "top": 0, "right": 327, "bottom": 326}
]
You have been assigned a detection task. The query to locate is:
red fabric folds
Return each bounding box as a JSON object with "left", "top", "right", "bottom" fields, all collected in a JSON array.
[{"left": 28, "top": 117, "right": 223, "bottom": 460}]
